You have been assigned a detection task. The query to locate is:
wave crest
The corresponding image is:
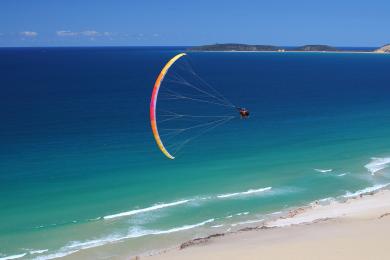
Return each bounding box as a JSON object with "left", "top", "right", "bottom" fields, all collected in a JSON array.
[
  {"left": 34, "top": 218, "right": 215, "bottom": 260},
  {"left": 365, "top": 157, "right": 390, "bottom": 175},
  {"left": 103, "top": 199, "right": 190, "bottom": 220},
  {"left": 0, "top": 254, "right": 27, "bottom": 260},
  {"left": 314, "top": 168, "right": 333, "bottom": 173},
  {"left": 344, "top": 183, "right": 390, "bottom": 198},
  {"left": 217, "top": 187, "right": 272, "bottom": 199}
]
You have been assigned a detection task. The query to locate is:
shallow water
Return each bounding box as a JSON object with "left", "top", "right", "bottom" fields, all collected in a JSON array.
[{"left": 1, "top": 47, "right": 390, "bottom": 259}]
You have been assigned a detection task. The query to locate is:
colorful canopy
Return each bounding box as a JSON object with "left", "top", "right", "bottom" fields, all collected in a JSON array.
[{"left": 150, "top": 53, "right": 187, "bottom": 159}]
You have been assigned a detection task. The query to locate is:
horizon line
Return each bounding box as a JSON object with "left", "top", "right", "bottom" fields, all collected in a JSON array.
[{"left": 0, "top": 44, "right": 383, "bottom": 49}]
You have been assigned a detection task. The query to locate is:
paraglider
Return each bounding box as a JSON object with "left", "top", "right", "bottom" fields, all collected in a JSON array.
[
  {"left": 150, "top": 53, "right": 249, "bottom": 159},
  {"left": 237, "top": 107, "right": 250, "bottom": 119}
]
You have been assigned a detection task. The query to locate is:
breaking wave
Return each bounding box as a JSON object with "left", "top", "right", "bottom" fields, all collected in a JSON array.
[
  {"left": 314, "top": 168, "right": 333, "bottom": 173},
  {"left": 104, "top": 186, "right": 278, "bottom": 221},
  {"left": 103, "top": 199, "right": 190, "bottom": 220},
  {"left": 364, "top": 157, "right": 390, "bottom": 175},
  {"left": 0, "top": 254, "right": 27, "bottom": 260},
  {"left": 30, "top": 250, "right": 48, "bottom": 255},
  {"left": 217, "top": 187, "right": 272, "bottom": 198},
  {"left": 152, "top": 218, "right": 214, "bottom": 235},
  {"left": 211, "top": 224, "right": 224, "bottom": 228},
  {"left": 33, "top": 219, "right": 215, "bottom": 260},
  {"left": 344, "top": 183, "right": 390, "bottom": 198},
  {"left": 231, "top": 219, "right": 264, "bottom": 227}
]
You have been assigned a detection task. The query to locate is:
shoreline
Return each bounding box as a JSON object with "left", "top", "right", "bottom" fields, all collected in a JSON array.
[
  {"left": 143, "top": 187, "right": 390, "bottom": 260},
  {"left": 17, "top": 183, "right": 388, "bottom": 260},
  {"left": 58, "top": 184, "right": 390, "bottom": 260}
]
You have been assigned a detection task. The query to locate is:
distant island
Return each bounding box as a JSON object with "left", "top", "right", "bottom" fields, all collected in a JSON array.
[
  {"left": 189, "top": 44, "right": 284, "bottom": 52},
  {"left": 188, "top": 43, "right": 390, "bottom": 53},
  {"left": 294, "top": 45, "right": 338, "bottom": 51}
]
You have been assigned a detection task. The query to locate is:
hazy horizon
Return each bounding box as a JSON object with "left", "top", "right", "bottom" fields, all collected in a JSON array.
[
  {"left": 1, "top": 0, "right": 389, "bottom": 47},
  {"left": 0, "top": 44, "right": 384, "bottom": 49}
]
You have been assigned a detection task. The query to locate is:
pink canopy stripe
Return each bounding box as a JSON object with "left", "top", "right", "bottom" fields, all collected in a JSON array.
[{"left": 150, "top": 53, "right": 187, "bottom": 159}]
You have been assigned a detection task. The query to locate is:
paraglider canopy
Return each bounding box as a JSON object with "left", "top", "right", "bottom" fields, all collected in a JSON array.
[
  {"left": 150, "top": 53, "right": 250, "bottom": 159},
  {"left": 150, "top": 53, "right": 186, "bottom": 159}
]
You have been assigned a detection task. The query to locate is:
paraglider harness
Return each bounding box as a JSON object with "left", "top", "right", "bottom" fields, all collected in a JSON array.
[{"left": 236, "top": 107, "right": 250, "bottom": 119}]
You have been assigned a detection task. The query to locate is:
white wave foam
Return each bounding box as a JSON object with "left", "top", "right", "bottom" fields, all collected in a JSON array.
[
  {"left": 87, "top": 217, "right": 102, "bottom": 221},
  {"left": 63, "top": 228, "right": 154, "bottom": 253},
  {"left": 365, "top": 157, "right": 390, "bottom": 175},
  {"left": 231, "top": 219, "right": 264, "bottom": 227},
  {"left": 30, "top": 249, "right": 48, "bottom": 255},
  {"left": 271, "top": 211, "right": 282, "bottom": 215},
  {"left": 309, "top": 197, "right": 336, "bottom": 207},
  {"left": 314, "top": 168, "right": 333, "bottom": 173},
  {"left": 344, "top": 183, "right": 390, "bottom": 198},
  {"left": 337, "top": 173, "right": 347, "bottom": 177},
  {"left": 103, "top": 199, "right": 190, "bottom": 220},
  {"left": 105, "top": 219, "right": 214, "bottom": 242},
  {"left": 33, "top": 250, "right": 78, "bottom": 260},
  {"left": 35, "top": 219, "right": 215, "bottom": 260},
  {"left": 211, "top": 224, "right": 224, "bottom": 228},
  {"left": 217, "top": 187, "right": 272, "bottom": 199},
  {"left": 31, "top": 186, "right": 294, "bottom": 259},
  {"left": 153, "top": 218, "right": 214, "bottom": 235},
  {"left": 319, "top": 197, "right": 334, "bottom": 203},
  {"left": 236, "top": 212, "right": 249, "bottom": 216},
  {"left": 0, "top": 254, "right": 26, "bottom": 260},
  {"left": 67, "top": 239, "right": 109, "bottom": 250}
]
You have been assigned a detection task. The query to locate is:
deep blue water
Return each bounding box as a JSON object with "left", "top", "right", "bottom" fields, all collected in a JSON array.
[{"left": 1, "top": 47, "right": 390, "bottom": 259}]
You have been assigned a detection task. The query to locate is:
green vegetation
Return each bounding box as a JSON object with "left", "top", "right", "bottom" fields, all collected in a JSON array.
[{"left": 188, "top": 44, "right": 284, "bottom": 52}]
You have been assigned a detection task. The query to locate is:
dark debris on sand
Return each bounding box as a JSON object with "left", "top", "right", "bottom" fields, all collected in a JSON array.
[{"left": 179, "top": 233, "right": 225, "bottom": 250}]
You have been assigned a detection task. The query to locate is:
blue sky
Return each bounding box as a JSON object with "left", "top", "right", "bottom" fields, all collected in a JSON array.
[{"left": 0, "top": 0, "right": 389, "bottom": 47}]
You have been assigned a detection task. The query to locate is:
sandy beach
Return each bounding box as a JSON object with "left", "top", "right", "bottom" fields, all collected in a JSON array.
[{"left": 145, "top": 189, "right": 390, "bottom": 260}]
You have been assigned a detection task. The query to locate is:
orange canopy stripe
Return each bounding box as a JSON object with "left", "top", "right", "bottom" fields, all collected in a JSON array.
[{"left": 150, "top": 53, "right": 186, "bottom": 159}]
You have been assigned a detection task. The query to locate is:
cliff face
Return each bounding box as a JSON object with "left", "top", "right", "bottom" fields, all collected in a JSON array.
[{"left": 375, "top": 44, "right": 390, "bottom": 53}]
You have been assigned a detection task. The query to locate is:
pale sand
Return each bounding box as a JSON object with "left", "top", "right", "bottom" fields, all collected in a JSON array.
[{"left": 146, "top": 190, "right": 390, "bottom": 260}]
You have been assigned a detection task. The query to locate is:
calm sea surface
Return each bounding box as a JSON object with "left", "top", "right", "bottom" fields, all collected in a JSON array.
[{"left": 1, "top": 47, "right": 390, "bottom": 259}]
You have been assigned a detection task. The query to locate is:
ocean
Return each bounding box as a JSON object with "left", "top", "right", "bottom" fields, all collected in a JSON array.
[{"left": 1, "top": 47, "right": 390, "bottom": 259}]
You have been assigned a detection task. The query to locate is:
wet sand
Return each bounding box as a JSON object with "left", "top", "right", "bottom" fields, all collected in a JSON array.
[{"left": 145, "top": 190, "right": 390, "bottom": 260}]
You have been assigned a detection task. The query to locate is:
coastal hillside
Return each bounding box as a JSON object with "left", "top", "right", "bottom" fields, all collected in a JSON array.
[
  {"left": 188, "top": 44, "right": 341, "bottom": 52},
  {"left": 188, "top": 44, "right": 284, "bottom": 52},
  {"left": 375, "top": 44, "right": 390, "bottom": 53},
  {"left": 293, "top": 45, "right": 338, "bottom": 51}
]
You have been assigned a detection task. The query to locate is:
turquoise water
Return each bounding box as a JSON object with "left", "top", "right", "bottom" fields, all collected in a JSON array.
[{"left": 1, "top": 48, "right": 390, "bottom": 259}]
